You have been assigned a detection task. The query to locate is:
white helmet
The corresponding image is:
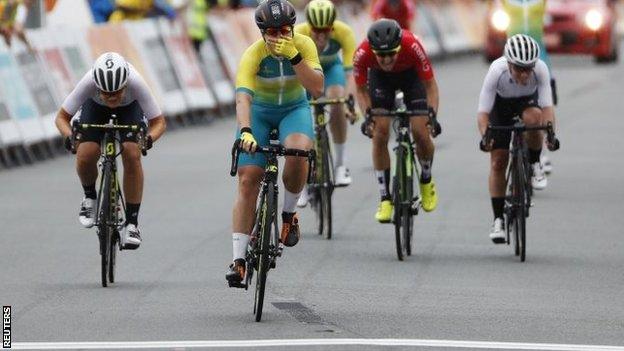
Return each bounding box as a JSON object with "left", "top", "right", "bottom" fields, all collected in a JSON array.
[
  {"left": 504, "top": 34, "right": 540, "bottom": 68},
  {"left": 92, "top": 52, "right": 130, "bottom": 93}
]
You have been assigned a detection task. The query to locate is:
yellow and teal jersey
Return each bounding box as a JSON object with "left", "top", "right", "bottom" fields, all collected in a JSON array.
[
  {"left": 236, "top": 33, "right": 322, "bottom": 107},
  {"left": 295, "top": 20, "right": 356, "bottom": 71},
  {"left": 502, "top": 0, "right": 546, "bottom": 39}
]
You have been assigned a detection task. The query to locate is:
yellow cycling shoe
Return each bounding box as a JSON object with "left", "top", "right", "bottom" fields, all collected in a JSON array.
[
  {"left": 375, "top": 200, "right": 394, "bottom": 223},
  {"left": 420, "top": 179, "right": 438, "bottom": 212}
]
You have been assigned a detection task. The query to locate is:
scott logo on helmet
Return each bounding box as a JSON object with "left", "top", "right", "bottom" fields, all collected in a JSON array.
[
  {"left": 271, "top": 3, "right": 280, "bottom": 18},
  {"left": 105, "top": 59, "right": 114, "bottom": 69}
]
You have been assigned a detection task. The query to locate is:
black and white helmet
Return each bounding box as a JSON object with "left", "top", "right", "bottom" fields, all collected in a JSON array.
[
  {"left": 92, "top": 52, "right": 130, "bottom": 93},
  {"left": 504, "top": 34, "right": 540, "bottom": 68}
]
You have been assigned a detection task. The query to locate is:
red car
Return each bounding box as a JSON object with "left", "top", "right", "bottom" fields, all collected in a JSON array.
[{"left": 485, "top": 0, "right": 620, "bottom": 64}]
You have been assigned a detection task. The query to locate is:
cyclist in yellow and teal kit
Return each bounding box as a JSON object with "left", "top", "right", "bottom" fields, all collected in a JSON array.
[
  {"left": 225, "top": 0, "right": 324, "bottom": 285},
  {"left": 295, "top": 0, "right": 359, "bottom": 194}
]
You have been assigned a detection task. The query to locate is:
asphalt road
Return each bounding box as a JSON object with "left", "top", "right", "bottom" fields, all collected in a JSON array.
[{"left": 1, "top": 47, "right": 623, "bottom": 350}]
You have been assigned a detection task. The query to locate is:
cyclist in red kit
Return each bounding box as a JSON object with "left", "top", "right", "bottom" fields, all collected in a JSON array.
[
  {"left": 354, "top": 19, "right": 440, "bottom": 222},
  {"left": 371, "top": 0, "right": 416, "bottom": 30}
]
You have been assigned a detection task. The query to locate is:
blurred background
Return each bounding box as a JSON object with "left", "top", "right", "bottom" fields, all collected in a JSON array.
[{"left": 0, "top": 0, "right": 622, "bottom": 168}]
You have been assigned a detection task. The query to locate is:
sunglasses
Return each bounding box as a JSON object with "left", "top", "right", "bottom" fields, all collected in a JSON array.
[
  {"left": 311, "top": 27, "right": 332, "bottom": 34},
  {"left": 263, "top": 26, "right": 292, "bottom": 37},
  {"left": 373, "top": 46, "right": 401, "bottom": 57},
  {"left": 511, "top": 64, "right": 534, "bottom": 73}
]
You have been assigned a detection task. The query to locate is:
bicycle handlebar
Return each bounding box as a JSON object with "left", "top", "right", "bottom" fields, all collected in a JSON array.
[
  {"left": 483, "top": 121, "right": 559, "bottom": 151},
  {"left": 71, "top": 121, "right": 149, "bottom": 156},
  {"left": 230, "top": 140, "right": 316, "bottom": 182}
]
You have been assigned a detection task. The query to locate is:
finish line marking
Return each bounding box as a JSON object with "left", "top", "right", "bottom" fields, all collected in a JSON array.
[{"left": 11, "top": 339, "right": 624, "bottom": 350}]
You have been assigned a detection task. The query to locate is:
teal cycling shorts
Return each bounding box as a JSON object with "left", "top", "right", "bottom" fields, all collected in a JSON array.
[
  {"left": 236, "top": 101, "right": 314, "bottom": 168},
  {"left": 323, "top": 61, "right": 347, "bottom": 89}
]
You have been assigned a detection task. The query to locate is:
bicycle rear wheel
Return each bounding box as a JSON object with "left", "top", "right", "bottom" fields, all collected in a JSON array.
[{"left": 254, "top": 184, "right": 274, "bottom": 322}]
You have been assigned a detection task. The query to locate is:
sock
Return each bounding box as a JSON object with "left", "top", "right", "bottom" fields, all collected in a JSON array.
[
  {"left": 282, "top": 189, "right": 300, "bottom": 214},
  {"left": 232, "top": 233, "right": 250, "bottom": 261},
  {"left": 83, "top": 184, "right": 97, "bottom": 200},
  {"left": 528, "top": 148, "right": 542, "bottom": 164},
  {"left": 375, "top": 169, "right": 391, "bottom": 201},
  {"left": 492, "top": 197, "right": 505, "bottom": 220},
  {"left": 125, "top": 203, "right": 140, "bottom": 226},
  {"left": 419, "top": 158, "right": 432, "bottom": 184},
  {"left": 334, "top": 142, "right": 346, "bottom": 168}
]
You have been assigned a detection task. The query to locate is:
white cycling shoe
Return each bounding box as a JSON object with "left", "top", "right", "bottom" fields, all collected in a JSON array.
[
  {"left": 121, "top": 223, "right": 141, "bottom": 250},
  {"left": 79, "top": 197, "right": 96, "bottom": 228},
  {"left": 489, "top": 218, "right": 505, "bottom": 244},
  {"left": 531, "top": 162, "right": 548, "bottom": 190},
  {"left": 541, "top": 154, "right": 553, "bottom": 174},
  {"left": 297, "top": 189, "right": 309, "bottom": 208},
  {"left": 335, "top": 165, "right": 352, "bottom": 186}
]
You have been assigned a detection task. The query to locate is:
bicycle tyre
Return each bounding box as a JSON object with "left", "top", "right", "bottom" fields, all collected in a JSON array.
[
  {"left": 254, "top": 183, "right": 274, "bottom": 322},
  {"left": 320, "top": 132, "right": 333, "bottom": 240},
  {"left": 393, "top": 145, "right": 406, "bottom": 261},
  {"left": 99, "top": 165, "right": 112, "bottom": 287},
  {"left": 403, "top": 174, "right": 414, "bottom": 257},
  {"left": 516, "top": 156, "right": 527, "bottom": 262}
]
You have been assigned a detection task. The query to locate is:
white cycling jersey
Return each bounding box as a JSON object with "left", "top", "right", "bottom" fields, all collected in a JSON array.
[
  {"left": 478, "top": 57, "right": 552, "bottom": 114},
  {"left": 61, "top": 63, "right": 162, "bottom": 120}
]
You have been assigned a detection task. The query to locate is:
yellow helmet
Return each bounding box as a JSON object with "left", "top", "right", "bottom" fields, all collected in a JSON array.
[{"left": 305, "top": 0, "right": 336, "bottom": 29}]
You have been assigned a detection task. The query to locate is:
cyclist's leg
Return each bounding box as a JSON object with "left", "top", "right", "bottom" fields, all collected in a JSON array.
[
  {"left": 230, "top": 104, "right": 271, "bottom": 270},
  {"left": 76, "top": 99, "right": 106, "bottom": 195},
  {"left": 118, "top": 102, "right": 147, "bottom": 228},
  {"left": 324, "top": 63, "right": 348, "bottom": 169},
  {"left": 279, "top": 102, "right": 314, "bottom": 246},
  {"left": 488, "top": 102, "right": 512, "bottom": 242},
  {"left": 521, "top": 104, "right": 547, "bottom": 189},
  {"left": 369, "top": 69, "right": 394, "bottom": 200},
  {"left": 402, "top": 73, "right": 433, "bottom": 183}
]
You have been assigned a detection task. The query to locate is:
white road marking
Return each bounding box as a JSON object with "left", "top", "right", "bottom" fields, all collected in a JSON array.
[{"left": 11, "top": 338, "right": 624, "bottom": 350}]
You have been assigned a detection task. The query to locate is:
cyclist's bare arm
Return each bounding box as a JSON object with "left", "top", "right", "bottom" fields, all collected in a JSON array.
[
  {"left": 356, "top": 85, "right": 371, "bottom": 114},
  {"left": 477, "top": 112, "right": 489, "bottom": 137},
  {"left": 292, "top": 63, "right": 324, "bottom": 99},
  {"left": 235, "top": 92, "right": 253, "bottom": 130},
  {"left": 55, "top": 108, "right": 73, "bottom": 138},
  {"left": 147, "top": 116, "right": 166, "bottom": 142},
  {"left": 423, "top": 78, "right": 439, "bottom": 114}
]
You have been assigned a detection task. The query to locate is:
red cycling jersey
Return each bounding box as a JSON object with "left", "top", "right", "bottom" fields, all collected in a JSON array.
[
  {"left": 371, "top": 0, "right": 416, "bottom": 30},
  {"left": 353, "top": 30, "right": 434, "bottom": 87}
]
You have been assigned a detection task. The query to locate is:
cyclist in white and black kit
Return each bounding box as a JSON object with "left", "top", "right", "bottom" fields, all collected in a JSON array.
[
  {"left": 477, "top": 34, "right": 559, "bottom": 243},
  {"left": 55, "top": 52, "right": 166, "bottom": 249}
]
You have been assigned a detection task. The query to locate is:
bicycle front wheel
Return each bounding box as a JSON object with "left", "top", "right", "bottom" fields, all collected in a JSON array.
[
  {"left": 254, "top": 184, "right": 274, "bottom": 322},
  {"left": 393, "top": 145, "right": 406, "bottom": 261},
  {"left": 516, "top": 156, "right": 528, "bottom": 262},
  {"left": 99, "top": 165, "right": 112, "bottom": 287}
]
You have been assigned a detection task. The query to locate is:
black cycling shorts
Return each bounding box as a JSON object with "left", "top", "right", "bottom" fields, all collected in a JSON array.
[
  {"left": 76, "top": 99, "right": 147, "bottom": 144},
  {"left": 368, "top": 68, "right": 428, "bottom": 112},
  {"left": 489, "top": 92, "right": 540, "bottom": 150}
]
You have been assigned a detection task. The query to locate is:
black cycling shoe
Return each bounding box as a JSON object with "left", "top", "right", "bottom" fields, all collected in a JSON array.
[{"left": 226, "top": 259, "right": 246, "bottom": 288}]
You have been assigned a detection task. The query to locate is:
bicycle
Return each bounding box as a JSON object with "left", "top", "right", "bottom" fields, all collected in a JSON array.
[
  {"left": 70, "top": 115, "right": 148, "bottom": 287},
  {"left": 307, "top": 95, "right": 355, "bottom": 239},
  {"left": 229, "top": 131, "right": 315, "bottom": 322},
  {"left": 483, "top": 117, "right": 558, "bottom": 262},
  {"left": 366, "top": 106, "right": 438, "bottom": 261}
]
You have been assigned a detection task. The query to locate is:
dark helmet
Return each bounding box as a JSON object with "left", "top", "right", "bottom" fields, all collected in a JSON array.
[
  {"left": 255, "top": 0, "right": 297, "bottom": 30},
  {"left": 367, "top": 19, "right": 402, "bottom": 51}
]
